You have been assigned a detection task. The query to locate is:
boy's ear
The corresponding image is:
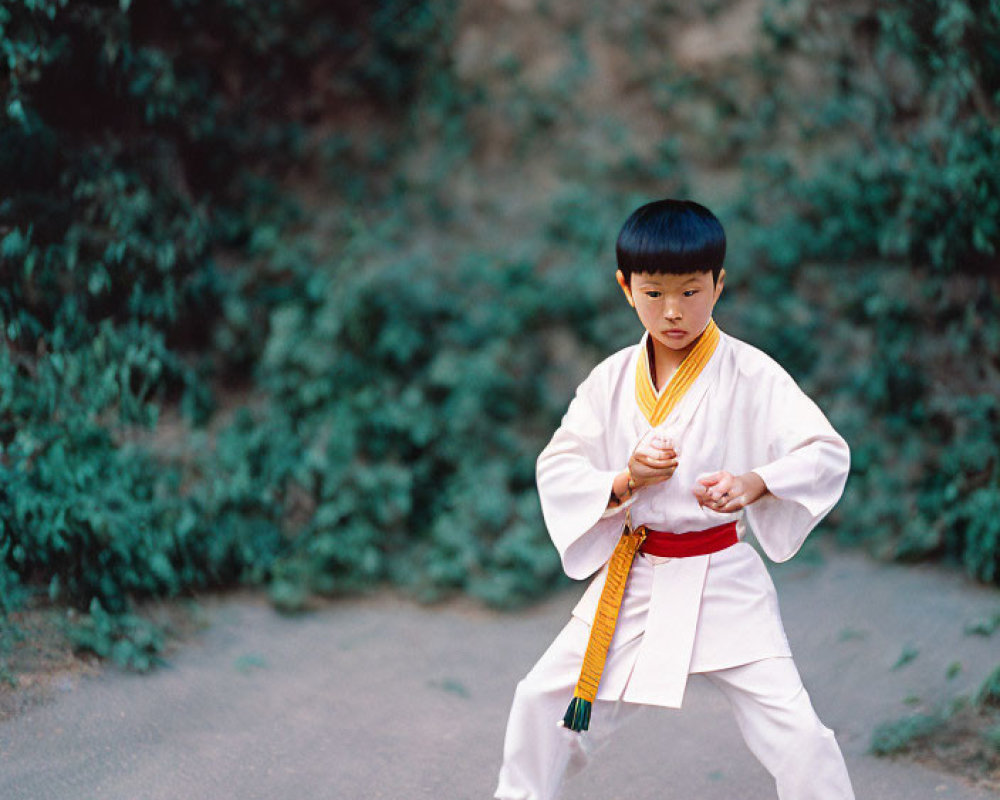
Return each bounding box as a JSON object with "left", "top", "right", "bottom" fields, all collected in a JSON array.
[
  {"left": 616, "top": 270, "right": 634, "bottom": 307},
  {"left": 714, "top": 268, "right": 726, "bottom": 302}
]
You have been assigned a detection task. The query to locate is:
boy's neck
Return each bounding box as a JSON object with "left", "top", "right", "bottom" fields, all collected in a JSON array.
[{"left": 646, "top": 334, "right": 701, "bottom": 392}]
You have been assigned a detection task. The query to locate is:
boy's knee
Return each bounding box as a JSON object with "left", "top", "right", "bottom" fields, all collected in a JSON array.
[
  {"left": 795, "top": 717, "right": 838, "bottom": 752},
  {"left": 782, "top": 692, "right": 835, "bottom": 742}
]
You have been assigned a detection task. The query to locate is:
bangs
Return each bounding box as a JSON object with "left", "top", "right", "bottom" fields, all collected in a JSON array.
[{"left": 615, "top": 199, "right": 726, "bottom": 281}]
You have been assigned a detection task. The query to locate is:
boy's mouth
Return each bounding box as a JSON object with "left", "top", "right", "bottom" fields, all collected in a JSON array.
[{"left": 663, "top": 329, "right": 687, "bottom": 338}]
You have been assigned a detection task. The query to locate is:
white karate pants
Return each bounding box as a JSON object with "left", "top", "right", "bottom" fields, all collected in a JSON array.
[{"left": 494, "top": 619, "right": 855, "bottom": 800}]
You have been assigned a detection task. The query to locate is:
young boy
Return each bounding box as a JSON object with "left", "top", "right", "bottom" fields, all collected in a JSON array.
[{"left": 494, "top": 199, "right": 855, "bottom": 800}]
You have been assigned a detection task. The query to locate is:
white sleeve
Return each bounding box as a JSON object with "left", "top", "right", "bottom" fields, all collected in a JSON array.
[
  {"left": 536, "top": 370, "right": 628, "bottom": 580},
  {"left": 600, "top": 493, "right": 638, "bottom": 519},
  {"left": 744, "top": 373, "right": 850, "bottom": 563}
]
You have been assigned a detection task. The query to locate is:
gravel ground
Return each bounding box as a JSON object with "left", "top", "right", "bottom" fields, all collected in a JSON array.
[{"left": 1, "top": 548, "right": 999, "bottom": 799}]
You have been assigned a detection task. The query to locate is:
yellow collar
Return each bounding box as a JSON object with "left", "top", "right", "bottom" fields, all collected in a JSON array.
[{"left": 635, "top": 319, "right": 720, "bottom": 427}]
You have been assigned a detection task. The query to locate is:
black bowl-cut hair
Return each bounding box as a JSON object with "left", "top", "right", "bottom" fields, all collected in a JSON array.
[{"left": 615, "top": 199, "right": 726, "bottom": 285}]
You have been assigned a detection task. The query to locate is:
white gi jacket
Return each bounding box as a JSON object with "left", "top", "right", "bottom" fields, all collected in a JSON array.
[{"left": 536, "top": 328, "right": 850, "bottom": 708}]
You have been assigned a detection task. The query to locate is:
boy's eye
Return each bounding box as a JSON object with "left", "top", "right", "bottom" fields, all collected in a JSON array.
[
  {"left": 683, "top": 290, "right": 698, "bottom": 297},
  {"left": 645, "top": 291, "right": 661, "bottom": 298}
]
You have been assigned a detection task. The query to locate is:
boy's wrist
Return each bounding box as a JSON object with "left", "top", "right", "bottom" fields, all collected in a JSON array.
[
  {"left": 740, "top": 471, "right": 768, "bottom": 505},
  {"left": 608, "top": 469, "right": 635, "bottom": 506}
]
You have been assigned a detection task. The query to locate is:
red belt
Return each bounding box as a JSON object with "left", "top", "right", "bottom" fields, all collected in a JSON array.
[{"left": 636, "top": 521, "right": 738, "bottom": 558}]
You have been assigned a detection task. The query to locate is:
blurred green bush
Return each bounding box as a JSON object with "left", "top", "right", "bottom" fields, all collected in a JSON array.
[
  {"left": 259, "top": 248, "right": 581, "bottom": 608},
  {"left": 0, "top": 0, "right": 471, "bottom": 658}
]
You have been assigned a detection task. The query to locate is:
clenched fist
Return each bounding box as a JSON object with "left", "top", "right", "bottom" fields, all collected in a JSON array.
[
  {"left": 692, "top": 470, "right": 768, "bottom": 513},
  {"left": 628, "top": 429, "right": 679, "bottom": 490}
]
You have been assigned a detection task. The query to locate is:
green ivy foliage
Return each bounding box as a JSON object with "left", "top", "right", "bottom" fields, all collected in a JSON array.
[
  {"left": 65, "top": 598, "right": 165, "bottom": 671},
  {"left": 1, "top": 0, "right": 452, "bottom": 355},
  {"left": 870, "top": 713, "right": 944, "bottom": 755},
  {"left": 1, "top": 324, "right": 195, "bottom": 612},
  {"left": 745, "top": 1, "right": 1000, "bottom": 275},
  {"left": 256, "top": 244, "right": 587, "bottom": 608},
  {"left": 0, "top": 0, "right": 454, "bottom": 654}
]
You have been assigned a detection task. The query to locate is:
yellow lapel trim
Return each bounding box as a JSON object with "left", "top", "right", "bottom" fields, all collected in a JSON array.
[{"left": 635, "top": 319, "right": 720, "bottom": 427}]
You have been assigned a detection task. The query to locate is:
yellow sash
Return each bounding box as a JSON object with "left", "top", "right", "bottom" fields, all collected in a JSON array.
[{"left": 561, "top": 319, "right": 721, "bottom": 732}]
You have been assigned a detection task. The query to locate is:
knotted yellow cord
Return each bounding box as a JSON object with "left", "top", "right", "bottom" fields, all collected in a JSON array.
[{"left": 561, "top": 511, "right": 646, "bottom": 730}]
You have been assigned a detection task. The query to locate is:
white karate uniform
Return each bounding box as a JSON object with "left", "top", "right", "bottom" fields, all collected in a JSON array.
[{"left": 495, "top": 328, "right": 855, "bottom": 800}]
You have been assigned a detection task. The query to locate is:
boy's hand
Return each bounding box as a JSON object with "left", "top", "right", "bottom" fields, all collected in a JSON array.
[
  {"left": 693, "top": 471, "right": 768, "bottom": 513},
  {"left": 628, "top": 430, "right": 678, "bottom": 489}
]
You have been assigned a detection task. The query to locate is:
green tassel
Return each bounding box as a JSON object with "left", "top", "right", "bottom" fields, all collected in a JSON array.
[{"left": 561, "top": 696, "right": 592, "bottom": 732}]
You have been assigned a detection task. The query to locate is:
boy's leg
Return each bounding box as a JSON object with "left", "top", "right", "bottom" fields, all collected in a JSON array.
[
  {"left": 702, "top": 657, "right": 855, "bottom": 800},
  {"left": 495, "top": 617, "right": 643, "bottom": 800}
]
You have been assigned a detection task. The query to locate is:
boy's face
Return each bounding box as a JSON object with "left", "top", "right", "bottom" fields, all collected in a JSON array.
[{"left": 615, "top": 268, "right": 725, "bottom": 356}]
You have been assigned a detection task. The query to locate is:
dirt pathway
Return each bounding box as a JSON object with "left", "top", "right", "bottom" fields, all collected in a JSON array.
[{"left": 1, "top": 549, "right": 998, "bottom": 799}]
